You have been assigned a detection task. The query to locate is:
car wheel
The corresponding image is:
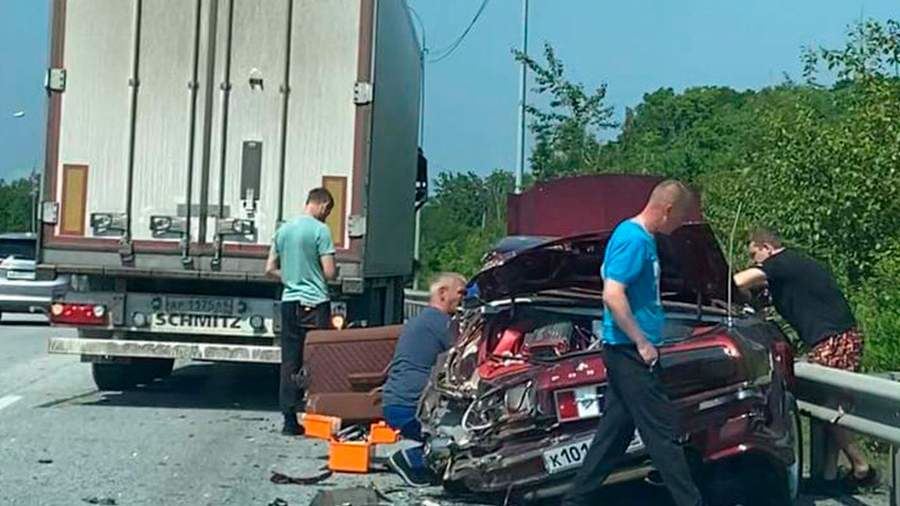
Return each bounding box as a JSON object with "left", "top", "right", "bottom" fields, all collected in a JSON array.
[
  {"left": 739, "top": 395, "right": 803, "bottom": 506},
  {"left": 704, "top": 398, "right": 802, "bottom": 506}
]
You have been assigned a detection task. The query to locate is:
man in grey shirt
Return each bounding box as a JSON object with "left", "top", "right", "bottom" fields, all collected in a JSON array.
[{"left": 383, "top": 272, "right": 466, "bottom": 487}]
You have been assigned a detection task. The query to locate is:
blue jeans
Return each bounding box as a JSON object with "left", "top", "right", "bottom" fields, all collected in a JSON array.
[{"left": 383, "top": 404, "right": 426, "bottom": 471}]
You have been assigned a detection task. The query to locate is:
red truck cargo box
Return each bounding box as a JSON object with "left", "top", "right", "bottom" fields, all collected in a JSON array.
[{"left": 507, "top": 174, "right": 704, "bottom": 237}]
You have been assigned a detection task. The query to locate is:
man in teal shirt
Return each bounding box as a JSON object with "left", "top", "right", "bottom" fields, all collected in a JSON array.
[{"left": 266, "top": 188, "right": 337, "bottom": 435}]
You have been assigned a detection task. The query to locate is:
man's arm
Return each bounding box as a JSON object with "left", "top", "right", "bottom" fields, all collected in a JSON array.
[
  {"left": 733, "top": 267, "right": 767, "bottom": 298},
  {"left": 265, "top": 247, "right": 281, "bottom": 280},
  {"left": 320, "top": 254, "right": 337, "bottom": 281},
  {"left": 603, "top": 279, "right": 658, "bottom": 364}
]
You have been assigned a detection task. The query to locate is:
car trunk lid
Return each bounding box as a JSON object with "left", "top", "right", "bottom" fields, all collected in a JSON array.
[{"left": 470, "top": 223, "right": 742, "bottom": 306}]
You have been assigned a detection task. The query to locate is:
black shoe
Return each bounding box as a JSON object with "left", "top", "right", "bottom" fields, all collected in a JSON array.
[
  {"left": 808, "top": 477, "right": 852, "bottom": 496},
  {"left": 281, "top": 413, "right": 304, "bottom": 436},
  {"left": 386, "top": 450, "right": 432, "bottom": 488},
  {"left": 844, "top": 467, "right": 879, "bottom": 489}
]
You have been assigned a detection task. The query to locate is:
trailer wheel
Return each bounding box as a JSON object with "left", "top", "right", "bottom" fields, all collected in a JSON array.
[
  {"left": 91, "top": 363, "right": 142, "bottom": 390},
  {"left": 91, "top": 359, "right": 174, "bottom": 390},
  {"left": 143, "top": 358, "right": 175, "bottom": 380}
]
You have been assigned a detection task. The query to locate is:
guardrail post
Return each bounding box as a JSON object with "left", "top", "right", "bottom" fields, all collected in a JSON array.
[
  {"left": 808, "top": 417, "right": 828, "bottom": 481},
  {"left": 892, "top": 443, "right": 899, "bottom": 506}
]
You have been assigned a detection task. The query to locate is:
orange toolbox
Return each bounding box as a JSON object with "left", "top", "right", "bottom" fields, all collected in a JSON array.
[
  {"left": 327, "top": 439, "right": 373, "bottom": 473},
  {"left": 368, "top": 421, "right": 399, "bottom": 444},
  {"left": 300, "top": 413, "right": 342, "bottom": 440}
]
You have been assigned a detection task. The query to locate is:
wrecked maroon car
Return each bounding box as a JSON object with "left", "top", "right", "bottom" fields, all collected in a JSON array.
[{"left": 418, "top": 185, "right": 801, "bottom": 505}]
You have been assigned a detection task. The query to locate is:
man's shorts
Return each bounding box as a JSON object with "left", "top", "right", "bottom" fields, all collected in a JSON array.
[{"left": 808, "top": 327, "right": 864, "bottom": 372}]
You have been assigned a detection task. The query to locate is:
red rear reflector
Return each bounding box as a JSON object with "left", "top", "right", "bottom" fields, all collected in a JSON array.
[
  {"left": 49, "top": 303, "right": 108, "bottom": 326},
  {"left": 555, "top": 385, "right": 604, "bottom": 422},
  {"left": 556, "top": 390, "right": 578, "bottom": 421}
]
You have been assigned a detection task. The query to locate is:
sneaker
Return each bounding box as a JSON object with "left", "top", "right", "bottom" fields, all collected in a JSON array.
[
  {"left": 281, "top": 413, "right": 304, "bottom": 436},
  {"left": 386, "top": 450, "right": 432, "bottom": 488}
]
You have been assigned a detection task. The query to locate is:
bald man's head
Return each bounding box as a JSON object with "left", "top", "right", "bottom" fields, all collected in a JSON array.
[
  {"left": 640, "top": 179, "right": 695, "bottom": 235},
  {"left": 648, "top": 180, "right": 692, "bottom": 208}
]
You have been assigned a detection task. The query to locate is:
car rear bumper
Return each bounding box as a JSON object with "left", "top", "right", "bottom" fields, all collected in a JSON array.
[
  {"left": 0, "top": 276, "right": 69, "bottom": 313},
  {"left": 48, "top": 337, "right": 280, "bottom": 363},
  {"left": 431, "top": 428, "right": 651, "bottom": 495}
]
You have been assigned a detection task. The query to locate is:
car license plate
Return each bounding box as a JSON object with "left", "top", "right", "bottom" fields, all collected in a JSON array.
[
  {"left": 164, "top": 296, "right": 234, "bottom": 315},
  {"left": 6, "top": 270, "right": 36, "bottom": 281},
  {"left": 542, "top": 430, "right": 644, "bottom": 474},
  {"left": 150, "top": 313, "right": 270, "bottom": 335}
]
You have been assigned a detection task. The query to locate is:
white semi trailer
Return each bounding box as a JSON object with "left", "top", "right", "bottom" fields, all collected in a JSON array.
[{"left": 37, "top": 0, "right": 424, "bottom": 389}]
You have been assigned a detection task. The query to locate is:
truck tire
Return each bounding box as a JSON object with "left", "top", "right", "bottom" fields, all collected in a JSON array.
[
  {"left": 91, "top": 359, "right": 174, "bottom": 390},
  {"left": 91, "top": 363, "right": 143, "bottom": 390},
  {"left": 143, "top": 358, "right": 175, "bottom": 380}
]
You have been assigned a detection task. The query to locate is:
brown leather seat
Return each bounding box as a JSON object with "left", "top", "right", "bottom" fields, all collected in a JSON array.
[{"left": 303, "top": 325, "right": 403, "bottom": 423}]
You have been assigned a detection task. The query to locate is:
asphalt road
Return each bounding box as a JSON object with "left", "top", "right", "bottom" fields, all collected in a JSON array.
[{"left": 0, "top": 315, "right": 890, "bottom": 506}]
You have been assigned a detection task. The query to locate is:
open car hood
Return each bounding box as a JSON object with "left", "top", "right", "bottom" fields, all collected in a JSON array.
[{"left": 471, "top": 222, "right": 742, "bottom": 305}]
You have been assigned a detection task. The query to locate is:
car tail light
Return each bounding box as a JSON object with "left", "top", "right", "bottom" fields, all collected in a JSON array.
[
  {"left": 554, "top": 384, "right": 604, "bottom": 422},
  {"left": 49, "top": 303, "right": 109, "bottom": 326},
  {"left": 556, "top": 390, "right": 579, "bottom": 421}
]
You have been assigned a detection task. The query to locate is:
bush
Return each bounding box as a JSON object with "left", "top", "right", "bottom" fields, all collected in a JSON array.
[{"left": 852, "top": 240, "right": 900, "bottom": 372}]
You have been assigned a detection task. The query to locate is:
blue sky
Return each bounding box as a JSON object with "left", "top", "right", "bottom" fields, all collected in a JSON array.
[{"left": 0, "top": 0, "right": 896, "bottom": 181}]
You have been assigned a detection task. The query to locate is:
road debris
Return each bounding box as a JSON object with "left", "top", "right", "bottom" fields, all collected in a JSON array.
[
  {"left": 268, "top": 499, "right": 289, "bottom": 506},
  {"left": 308, "top": 486, "right": 381, "bottom": 506},
  {"left": 81, "top": 498, "right": 116, "bottom": 505},
  {"left": 270, "top": 469, "right": 333, "bottom": 485},
  {"left": 37, "top": 459, "right": 53, "bottom": 464}
]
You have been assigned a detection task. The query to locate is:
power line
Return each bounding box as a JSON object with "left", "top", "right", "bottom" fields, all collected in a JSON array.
[{"left": 427, "top": 0, "right": 490, "bottom": 63}]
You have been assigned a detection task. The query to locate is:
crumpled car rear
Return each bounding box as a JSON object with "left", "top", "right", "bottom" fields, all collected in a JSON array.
[{"left": 418, "top": 225, "right": 799, "bottom": 502}]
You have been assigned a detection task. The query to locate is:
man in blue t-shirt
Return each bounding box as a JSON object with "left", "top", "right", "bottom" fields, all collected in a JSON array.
[
  {"left": 382, "top": 272, "right": 466, "bottom": 487},
  {"left": 563, "top": 180, "right": 704, "bottom": 506},
  {"left": 266, "top": 188, "right": 337, "bottom": 435}
]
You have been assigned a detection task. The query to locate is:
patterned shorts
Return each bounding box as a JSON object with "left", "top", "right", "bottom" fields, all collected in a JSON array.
[{"left": 808, "top": 327, "right": 864, "bottom": 372}]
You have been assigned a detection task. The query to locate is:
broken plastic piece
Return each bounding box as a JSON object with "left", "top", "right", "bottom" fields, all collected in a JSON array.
[{"left": 270, "top": 469, "right": 332, "bottom": 485}]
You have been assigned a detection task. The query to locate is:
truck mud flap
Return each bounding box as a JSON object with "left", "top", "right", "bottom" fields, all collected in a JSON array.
[{"left": 48, "top": 337, "right": 280, "bottom": 363}]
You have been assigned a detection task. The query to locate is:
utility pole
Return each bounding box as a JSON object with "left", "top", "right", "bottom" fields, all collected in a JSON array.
[
  {"left": 410, "top": 7, "right": 426, "bottom": 290},
  {"left": 514, "top": 0, "right": 529, "bottom": 194}
]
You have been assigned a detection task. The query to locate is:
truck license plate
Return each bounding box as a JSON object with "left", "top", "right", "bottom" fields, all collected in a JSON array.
[
  {"left": 163, "top": 296, "right": 234, "bottom": 315},
  {"left": 542, "top": 431, "right": 644, "bottom": 474}
]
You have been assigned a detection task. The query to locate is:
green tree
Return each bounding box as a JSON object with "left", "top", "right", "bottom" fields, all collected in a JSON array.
[
  {"left": 417, "top": 170, "right": 515, "bottom": 285},
  {"left": 0, "top": 177, "right": 37, "bottom": 233},
  {"left": 514, "top": 43, "right": 616, "bottom": 180}
]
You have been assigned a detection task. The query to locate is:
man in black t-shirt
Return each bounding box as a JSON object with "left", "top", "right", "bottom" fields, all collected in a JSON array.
[{"left": 733, "top": 227, "right": 876, "bottom": 492}]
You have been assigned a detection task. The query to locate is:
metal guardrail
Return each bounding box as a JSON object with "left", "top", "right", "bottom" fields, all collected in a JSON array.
[
  {"left": 795, "top": 362, "right": 899, "bottom": 506},
  {"left": 403, "top": 289, "right": 430, "bottom": 321}
]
